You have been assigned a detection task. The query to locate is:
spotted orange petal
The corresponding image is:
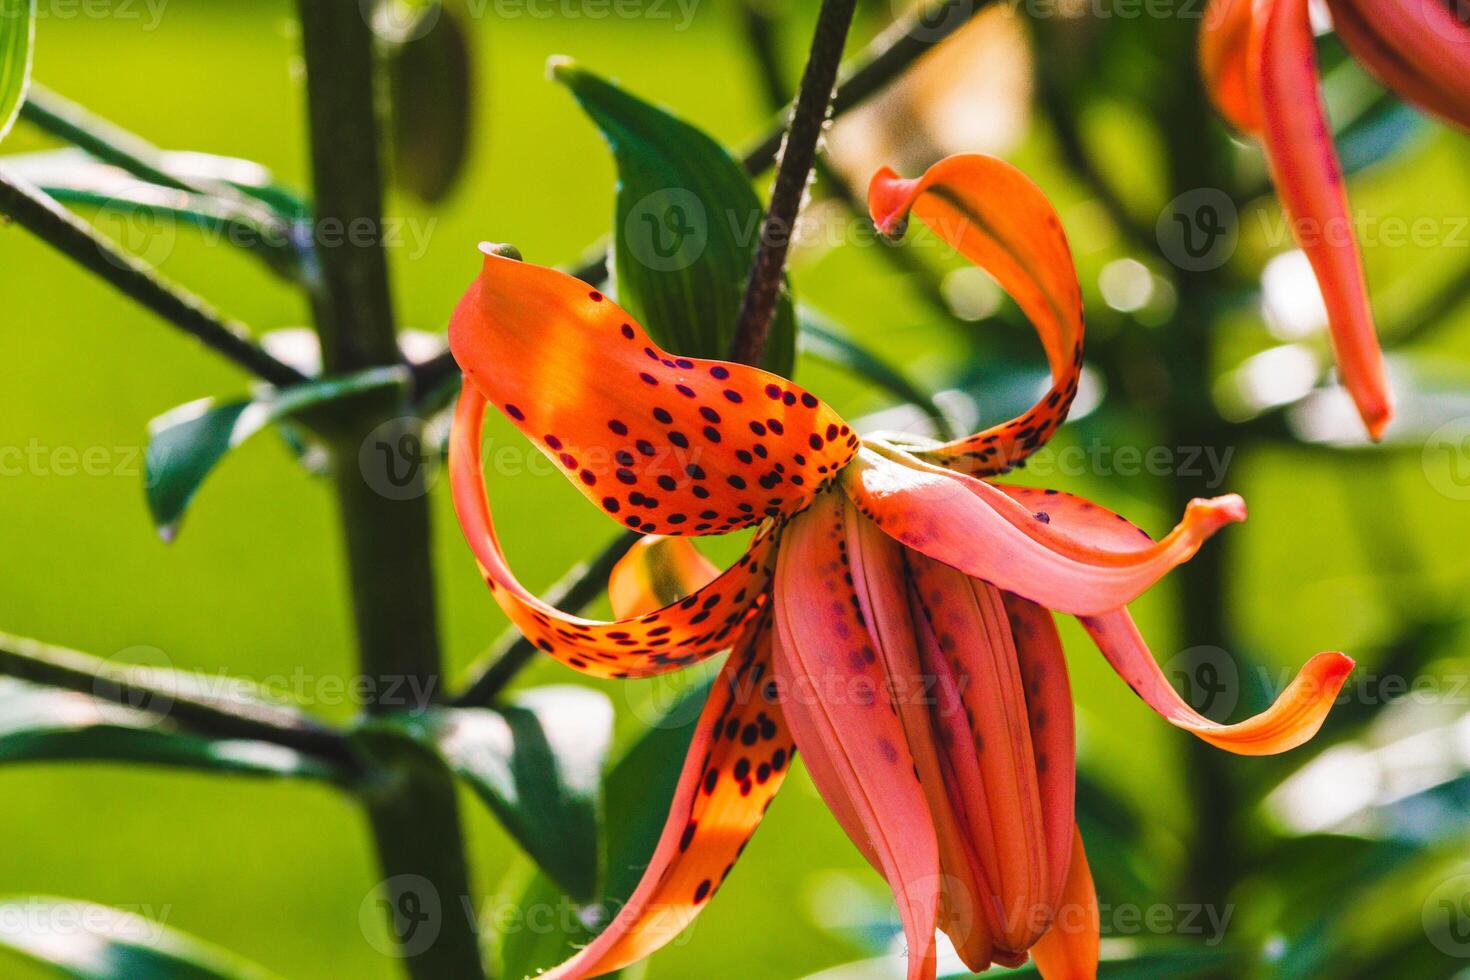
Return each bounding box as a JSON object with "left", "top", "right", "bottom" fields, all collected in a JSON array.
[
  {"left": 868, "top": 154, "right": 1084, "bottom": 475},
  {"left": 451, "top": 383, "right": 774, "bottom": 678},
  {"left": 1080, "top": 608, "right": 1354, "bottom": 755},
  {"left": 1327, "top": 0, "right": 1470, "bottom": 131},
  {"left": 543, "top": 611, "right": 794, "bottom": 979},
  {"left": 608, "top": 536, "right": 721, "bottom": 619},
  {"left": 774, "top": 491, "right": 941, "bottom": 980},
  {"left": 1256, "top": 0, "right": 1392, "bottom": 439},
  {"left": 449, "top": 247, "right": 857, "bottom": 535},
  {"left": 842, "top": 448, "right": 1245, "bottom": 616},
  {"left": 1028, "top": 827, "right": 1099, "bottom": 980}
]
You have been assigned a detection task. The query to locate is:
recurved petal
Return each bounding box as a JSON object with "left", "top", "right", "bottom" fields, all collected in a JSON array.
[
  {"left": 609, "top": 536, "right": 721, "bottom": 619},
  {"left": 1200, "top": 0, "right": 1263, "bottom": 132},
  {"left": 543, "top": 612, "right": 794, "bottom": 979},
  {"left": 1327, "top": 0, "right": 1470, "bottom": 131},
  {"left": 1256, "top": 0, "right": 1392, "bottom": 439},
  {"left": 1079, "top": 608, "right": 1353, "bottom": 756},
  {"left": 449, "top": 248, "right": 857, "bottom": 534},
  {"left": 842, "top": 448, "right": 1244, "bottom": 616},
  {"left": 867, "top": 155, "right": 1083, "bottom": 475},
  {"left": 1028, "top": 828, "right": 1099, "bottom": 980},
  {"left": 774, "top": 492, "right": 941, "bottom": 980},
  {"left": 451, "top": 383, "right": 773, "bottom": 679}
]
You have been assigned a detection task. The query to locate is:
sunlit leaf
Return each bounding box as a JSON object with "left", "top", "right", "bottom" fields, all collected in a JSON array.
[
  {"left": 553, "top": 60, "right": 796, "bottom": 376},
  {"left": 0, "top": 677, "right": 341, "bottom": 780},
  {"left": 144, "top": 366, "right": 407, "bottom": 540},
  {"left": 0, "top": 896, "right": 281, "bottom": 979},
  {"left": 389, "top": 687, "right": 614, "bottom": 903},
  {"left": 0, "top": 0, "right": 35, "bottom": 145}
]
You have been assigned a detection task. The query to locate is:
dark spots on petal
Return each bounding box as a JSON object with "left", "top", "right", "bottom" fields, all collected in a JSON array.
[
  {"left": 710, "top": 365, "right": 730, "bottom": 380},
  {"left": 602, "top": 497, "right": 621, "bottom": 513},
  {"left": 505, "top": 404, "right": 525, "bottom": 421},
  {"left": 653, "top": 407, "right": 673, "bottom": 424},
  {"left": 589, "top": 290, "right": 604, "bottom": 302},
  {"left": 608, "top": 419, "right": 628, "bottom": 435}
]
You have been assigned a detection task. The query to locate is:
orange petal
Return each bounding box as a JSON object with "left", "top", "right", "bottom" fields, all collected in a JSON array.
[
  {"left": 842, "top": 448, "right": 1244, "bottom": 616},
  {"left": 844, "top": 500, "right": 998, "bottom": 971},
  {"left": 608, "top": 536, "right": 721, "bottom": 619},
  {"left": 773, "top": 492, "right": 941, "bottom": 980},
  {"left": 908, "top": 555, "right": 1051, "bottom": 954},
  {"left": 867, "top": 154, "right": 1084, "bottom": 475},
  {"left": 1079, "top": 607, "right": 1354, "bottom": 755},
  {"left": 449, "top": 248, "right": 857, "bottom": 534},
  {"left": 451, "top": 382, "right": 774, "bottom": 679},
  {"left": 544, "top": 612, "right": 794, "bottom": 979},
  {"left": 1029, "top": 827, "right": 1099, "bottom": 980},
  {"left": 1327, "top": 0, "right": 1470, "bottom": 131},
  {"left": 1256, "top": 0, "right": 1392, "bottom": 439},
  {"left": 1201, "top": 0, "right": 1264, "bottom": 132}
]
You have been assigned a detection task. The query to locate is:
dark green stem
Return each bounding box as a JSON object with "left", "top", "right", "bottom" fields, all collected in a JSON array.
[
  {"left": 294, "top": 2, "right": 480, "bottom": 977},
  {"left": 0, "top": 169, "right": 306, "bottom": 386},
  {"left": 453, "top": 531, "right": 641, "bottom": 707},
  {"left": 731, "top": 0, "right": 858, "bottom": 365},
  {"left": 0, "top": 632, "right": 362, "bottom": 774}
]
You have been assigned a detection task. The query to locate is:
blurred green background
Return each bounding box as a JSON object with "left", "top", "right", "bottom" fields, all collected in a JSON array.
[{"left": 3, "top": 1, "right": 1470, "bottom": 977}]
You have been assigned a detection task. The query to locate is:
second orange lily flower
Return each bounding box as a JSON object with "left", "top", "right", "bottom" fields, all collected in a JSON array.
[
  {"left": 1201, "top": 0, "right": 1470, "bottom": 439},
  {"left": 448, "top": 154, "right": 1354, "bottom": 978}
]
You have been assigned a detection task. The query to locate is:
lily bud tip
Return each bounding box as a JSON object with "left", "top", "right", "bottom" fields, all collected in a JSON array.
[{"left": 478, "top": 242, "right": 523, "bottom": 262}]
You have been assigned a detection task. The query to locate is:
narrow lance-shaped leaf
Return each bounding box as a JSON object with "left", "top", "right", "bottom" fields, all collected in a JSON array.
[
  {"left": 388, "top": 686, "right": 614, "bottom": 903},
  {"left": 0, "top": 0, "right": 34, "bottom": 144},
  {"left": 144, "top": 366, "right": 407, "bottom": 540},
  {"left": 0, "top": 677, "right": 343, "bottom": 781},
  {"left": 499, "top": 675, "right": 715, "bottom": 979},
  {"left": 0, "top": 896, "right": 284, "bottom": 979},
  {"left": 553, "top": 59, "right": 796, "bottom": 376}
]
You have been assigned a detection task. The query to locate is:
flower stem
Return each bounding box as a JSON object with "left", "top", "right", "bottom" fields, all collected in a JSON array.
[
  {"left": 0, "top": 168, "right": 306, "bottom": 387},
  {"left": 730, "top": 0, "right": 857, "bottom": 366},
  {"left": 293, "top": 1, "right": 481, "bottom": 976}
]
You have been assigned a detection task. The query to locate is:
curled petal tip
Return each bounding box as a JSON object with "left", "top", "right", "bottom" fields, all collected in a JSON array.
[
  {"left": 1188, "top": 493, "right": 1247, "bottom": 527},
  {"left": 866, "top": 166, "right": 917, "bottom": 239},
  {"left": 1364, "top": 405, "right": 1392, "bottom": 443},
  {"left": 477, "top": 241, "right": 523, "bottom": 262}
]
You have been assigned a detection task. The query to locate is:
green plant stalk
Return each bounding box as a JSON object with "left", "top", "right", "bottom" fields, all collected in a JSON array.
[
  {"left": 0, "top": 168, "right": 306, "bottom": 386},
  {"left": 293, "top": 2, "right": 482, "bottom": 977}
]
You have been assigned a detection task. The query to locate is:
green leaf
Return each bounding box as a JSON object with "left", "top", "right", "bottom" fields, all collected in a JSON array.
[
  {"left": 0, "top": 678, "right": 340, "bottom": 780},
  {"left": 391, "top": 686, "right": 614, "bottom": 903},
  {"left": 499, "top": 674, "right": 715, "bottom": 980},
  {"left": 0, "top": 0, "right": 35, "bottom": 145},
  {"left": 144, "top": 366, "right": 407, "bottom": 540},
  {"left": 553, "top": 59, "right": 796, "bottom": 377},
  {"left": 798, "top": 307, "right": 954, "bottom": 440},
  {"left": 0, "top": 896, "right": 282, "bottom": 979},
  {"left": 388, "top": 3, "right": 473, "bottom": 203}
]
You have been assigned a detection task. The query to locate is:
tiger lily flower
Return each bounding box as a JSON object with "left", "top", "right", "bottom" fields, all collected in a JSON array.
[
  {"left": 448, "top": 154, "right": 1354, "bottom": 979},
  {"left": 1201, "top": 0, "right": 1470, "bottom": 440}
]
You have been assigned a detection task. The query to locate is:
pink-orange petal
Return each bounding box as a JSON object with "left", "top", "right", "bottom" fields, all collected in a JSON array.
[
  {"left": 1079, "top": 607, "right": 1354, "bottom": 755},
  {"left": 543, "top": 612, "right": 793, "bottom": 978},
  {"left": 842, "top": 449, "right": 1244, "bottom": 616},
  {"left": 451, "top": 382, "right": 773, "bottom": 679},
  {"left": 1327, "top": 0, "right": 1470, "bottom": 132},
  {"left": 1255, "top": 0, "right": 1392, "bottom": 439},
  {"left": 1029, "top": 827, "right": 1099, "bottom": 980},
  {"left": 449, "top": 248, "right": 856, "bottom": 535},
  {"left": 867, "top": 154, "right": 1084, "bottom": 475},
  {"left": 1200, "top": 0, "right": 1263, "bottom": 132}
]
